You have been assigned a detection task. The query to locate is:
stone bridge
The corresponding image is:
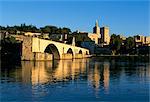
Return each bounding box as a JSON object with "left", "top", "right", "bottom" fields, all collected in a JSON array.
[{"left": 22, "top": 37, "right": 90, "bottom": 60}]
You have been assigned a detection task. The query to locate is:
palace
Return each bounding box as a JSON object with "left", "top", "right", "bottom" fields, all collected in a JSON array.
[{"left": 88, "top": 20, "right": 110, "bottom": 46}]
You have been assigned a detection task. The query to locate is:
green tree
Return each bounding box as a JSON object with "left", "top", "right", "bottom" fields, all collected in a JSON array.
[
  {"left": 110, "top": 34, "right": 123, "bottom": 55},
  {"left": 40, "top": 25, "right": 58, "bottom": 34},
  {"left": 61, "top": 27, "right": 71, "bottom": 34},
  {"left": 124, "top": 37, "right": 135, "bottom": 54}
]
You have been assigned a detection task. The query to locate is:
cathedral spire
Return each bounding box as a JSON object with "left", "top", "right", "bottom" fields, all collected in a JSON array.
[{"left": 95, "top": 20, "right": 98, "bottom": 27}]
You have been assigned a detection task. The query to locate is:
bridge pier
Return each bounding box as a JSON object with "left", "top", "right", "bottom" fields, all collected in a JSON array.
[
  {"left": 22, "top": 37, "right": 34, "bottom": 60},
  {"left": 61, "top": 54, "right": 90, "bottom": 59},
  {"left": 62, "top": 54, "right": 73, "bottom": 60},
  {"left": 74, "top": 54, "right": 83, "bottom": 59},
  {"left": 35, "top": 53, "right": 53, "bottom": 61},
  {"left": 21, "top": 37, "right": 53, "bottom": 61}
]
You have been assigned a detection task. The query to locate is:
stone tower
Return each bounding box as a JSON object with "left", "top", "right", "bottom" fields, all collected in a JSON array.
[
  {"left": 93, "top": 20, "right": 100, "bottom": 35},
  {"left": 100, "top": 27, "right": 110, "bottom": 45}
]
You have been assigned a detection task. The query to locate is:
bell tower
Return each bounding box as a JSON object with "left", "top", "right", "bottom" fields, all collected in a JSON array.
[{"left": 93, "top": 20, "right": 100, "bottom": 35}]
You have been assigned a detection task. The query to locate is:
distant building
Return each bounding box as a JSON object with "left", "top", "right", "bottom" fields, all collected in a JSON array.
[
  {"left": 88, "top": 20, "right": 101, "bottom": 44},
  {"left": 24, "top": 32, "right": 41, "bottom": 37},
  {"left": 88, "top": 33, "right": 100, "bottom": 44},
  {"left": 100, "top": 27, "right": 110, "bottom": 45},
  {"left": 93, "top": 20, "right": 100, "bottom": 34},
  {"left": 134, "top": 35, "right": 150, "bottom": 47},
  {"left": 120, "top": 35, "right": 126, "bottom": 40},
  {"left": 119, "top": 35, "right": 126, "bottom": 45},
  {"left": 145, "top": 36, "right": 150, "bottom": 46},
  {"left": 87, "top": 20, "right": 110, "bottom": 46},
  {"left": 42, "top": 33, "right": 49, "bottom": 39}
]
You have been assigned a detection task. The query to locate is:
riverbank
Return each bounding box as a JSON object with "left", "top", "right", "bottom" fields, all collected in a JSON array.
[
  {"left": 90, "top": 54, "right": 149, "bottom": 62},
  {"left": 92, "top": 54, "right": 149, "bottom": 57}
]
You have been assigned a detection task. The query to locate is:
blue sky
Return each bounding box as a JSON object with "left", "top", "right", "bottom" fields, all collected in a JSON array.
[{"left": 0, "top": 0, "right": 149, "bottom": 36}]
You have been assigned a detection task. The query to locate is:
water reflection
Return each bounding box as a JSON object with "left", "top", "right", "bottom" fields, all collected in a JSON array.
[
  {"left": 21, "top": 59, "right": 89, "bottom": 85},
  {"left": 2, "top": 58, "right": 150, "bottom": 87},
  {"left": 1, "top": 57, "right": 150, "bottom": 101},
  {"left": 87, "top": 61, "right": 110, "bottom": 97}
]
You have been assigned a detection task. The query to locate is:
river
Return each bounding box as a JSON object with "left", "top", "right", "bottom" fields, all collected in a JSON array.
[{"left": 1, "top": 57, "right": 150, "bottom": 102}]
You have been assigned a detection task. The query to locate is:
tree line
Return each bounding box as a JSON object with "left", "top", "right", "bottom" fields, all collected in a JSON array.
[
  {"left": 109, "top": 34, "right": 137, "bottom": 55},
  {"left": 0, "top": 23, "right": 71, "bottom": 34}
]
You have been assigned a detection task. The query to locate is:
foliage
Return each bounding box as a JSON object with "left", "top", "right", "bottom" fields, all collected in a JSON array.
[
  {"left": 40, "top": 25, "right": 57, "bottom": 33},
  {"left": 124, "top": 37, "right": 135, "bottom": 54},
  {"left": 110, "top": 34, "right": 123, "bottom": 55},
  {"left": 1, "top": 36, "right": 21, "bottom": 61},
  {"left": 0, "top": 24, "right": 40, "bottom": 34},
  {"left": 66, "top": 32, "right": 92, "bottom": 46},
  {"left": 61, "top": 27, "right": 71, "bottom": 34},
  {"left": 0, "top": 24, "right": 71, "bottom": 35},
  {"left": 125, "top": 37, "right": 135, "bottom": 50},
  {"left": 2, "top": 36, "right": 18, "bottom": 44}
]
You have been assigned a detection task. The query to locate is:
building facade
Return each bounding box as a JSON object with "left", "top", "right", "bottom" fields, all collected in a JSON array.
[
  {"left": 88, "top": 20, "right": 101, "bottom": 44},
  {"left": 134, "top": 35, "right": 150, "bottom": 46},
  {"left": 100, "top": 27, "right": 110, "bottom": 45},
  {"left": 88, "top": 20, "right": 110, "bottom": 45}
]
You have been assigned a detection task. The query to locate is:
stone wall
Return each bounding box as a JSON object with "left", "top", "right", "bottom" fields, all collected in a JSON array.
[
  {"left": 22, "top": 37, "right": 53, "bottom": 61},
  {"left": 62, "top": 54, "right": 73, "bottom": 59},
  {"left": 21, "top": 37, "right": 35, "bottom": 60},
  {"left": 62, "top": 54, "right": 84, "bottom": 59},
  {"left": 22, "top": 37, "right": 90, "bottom": 60},
  {"left": 35, "top": 52, "right": 53, "bottom": 61},
  {"left": 74, "top": 54, "right": 83, "bottom": 59}
]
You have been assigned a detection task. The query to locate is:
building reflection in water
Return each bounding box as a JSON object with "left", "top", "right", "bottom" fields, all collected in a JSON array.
[
  {"left": 137, "top": 63, "right": 150, "bottom": 82},
  {"left": 87, "top": 61, "right": 110, "bottom": 96},
  {"left": 103, "top": 62, "right": 110, "bottom": 93}
]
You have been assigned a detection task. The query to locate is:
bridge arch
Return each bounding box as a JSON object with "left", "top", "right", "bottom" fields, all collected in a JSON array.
[
  {"left": 86, "top": 51, "right": 88, "bottom": 55},
  {"left": 67, "top": 48, "right": 73, "bottom": 55},
  {"left": 79, "top": 50, "right": 82, "bottom": 54},
  {"left": 44, "top": 44, "right": 60, "bottom": 59}
]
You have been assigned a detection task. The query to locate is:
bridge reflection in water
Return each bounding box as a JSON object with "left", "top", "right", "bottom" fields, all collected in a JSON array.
[{"left": 21, "top": 59, "right": 110, "bottom": 93}]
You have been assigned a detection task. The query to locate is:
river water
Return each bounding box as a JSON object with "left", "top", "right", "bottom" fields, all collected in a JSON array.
[{"left": 1, "top": 57, "right": 150, "bottom": 102}]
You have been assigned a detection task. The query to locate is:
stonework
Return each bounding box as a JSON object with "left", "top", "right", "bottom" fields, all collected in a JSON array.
[
  {"left": 74, "top": 54, "right": 83, "bottom": 59},
  {"left": 100, "top": 27, "right": 110, "bottom": 45},
  {"left": 35, "top": 53, "right": 53, "bottom": 61},
  {"left": 62, "top": 54, "right": 73, "bottom": 59},
  {"left": 21, "top": 37, "right": 89, "bottom": 60},
  {"left": 31, "top": 37, "right": 89, "bottom": 59},
  {"left": 88, "top": 20, "right": 101, "bottom": 44},
  {"left": 88, "top": 20, "right": 110, "bottom": 45},
  {"left": 22, "top": 37, "right": 53, "bottom": 60},
  {"left": 22, "top": 37, "right": 35, "bottom": 60},
  {"left": 88, "top": 33, "right": 100, "bottom": 44}
]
